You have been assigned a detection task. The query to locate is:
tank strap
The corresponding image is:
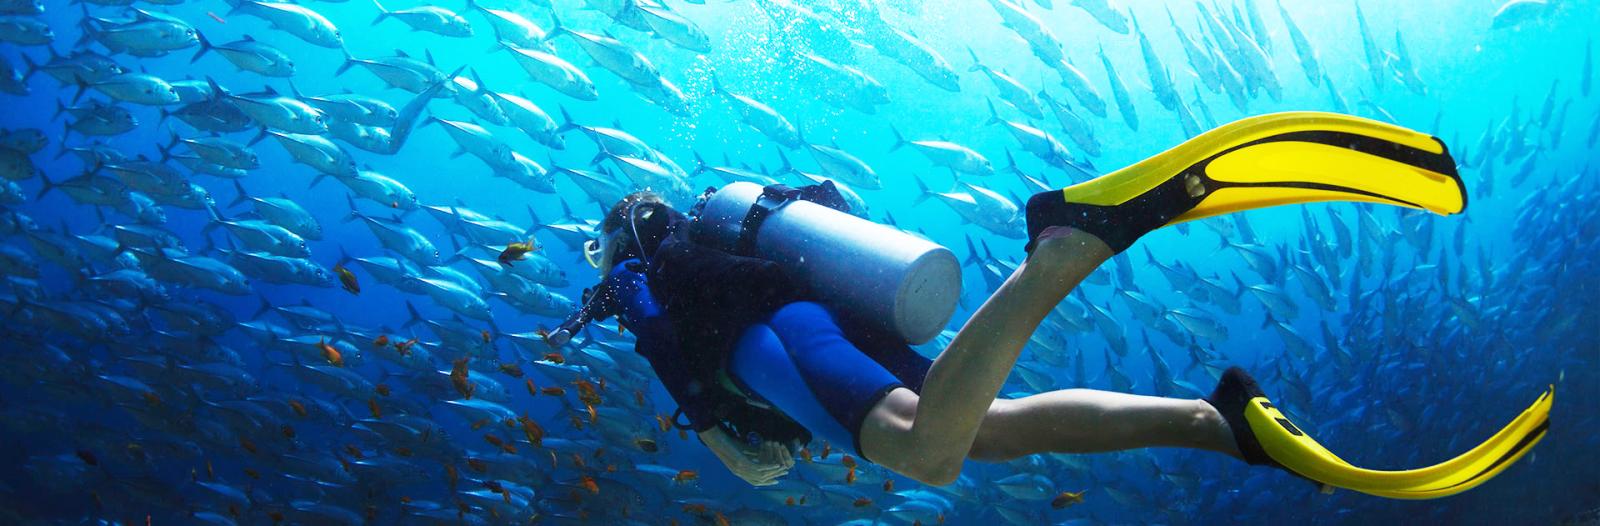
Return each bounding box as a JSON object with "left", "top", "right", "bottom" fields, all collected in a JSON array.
[{"left": 735, "top": 184, "right": 803, "bottom": 256}]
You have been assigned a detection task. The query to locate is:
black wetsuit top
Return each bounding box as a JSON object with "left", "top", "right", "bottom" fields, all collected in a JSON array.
[{"left": 631, "top": 207, "right": 810, "bottom": 441}]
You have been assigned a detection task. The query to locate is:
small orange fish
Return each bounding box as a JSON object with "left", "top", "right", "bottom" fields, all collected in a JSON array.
[
  {"left": 280, "top": 424, "right": 295, "bottom": 439},
  {"left": 655, "top": 414, "right": 671, "bottom": 432},
  {"left": 372, "top": 335, "right": 390, "bottom": 347},
  {"left": 480, "top": 329, "right": 491, "bottom": 343},
  {"left": 674, "top": 470, "right": 698, "bottom": 484},
  {"left": 206, "top": 11, "right": 226, "bottom": 24},
  {"left": 842, "top": 454, "right": 856, "bottom": 469},
  {"left": 569, "top": 414, "right": 584, "bottom": 430},
  {"left": 634, "top": 389, "right": 645, "bottom": 407},
  {"left": 470, "top": 417, "right": 491, "bottom": 430},
  {"left": 445, "top": 464, "right": 459, "bottom": 491},
  {"left": 465, "top": 458, "right": 487, "bottom": 473},
  {"left": 714, "top": 511, "right": 730, "bottom": 526},
  {"left": 367, "top": 398, "right": 382, "bottom": 419},
  {"left": 205, "top": 459, "right": 215, "bottom": 480},
  {"left": 267, "top": 511, "right": 282, "bottom": 523},
  {"left": 451, "top": 357, "right": 475, "bottom": 400},
  {"left": 798, "top": 447, "right": 811, "bottom": 462},
  {"left": 883, "top": 479, "right": 894, "bottom": 492},
  {"left": 785, "top": 496, "right": 795, "bottom": 506},
  {"left": 484, "top": 433, "right": 506, "bottom": 449},
  {"left": 541, "top": 386, "right": 565, "bottom": 397},
  {"left": 288, "top": 399, "right": 307, "bottom": 417},
  {"left": 497, "top": 239, "right": 539, "bottom": 266},
  {"left": 318, "top": 338, "right": 343, "bottom": 367},
  {"left": 394, "top": 338, "right": 418, "bottom": 356},
  {"left": 820, "top": 441, "right": 832, "bottom": 460},
  {"left": 543, "top": 352, "right": 564, "bottom": 364},
  {"left": 482, "top": 480, "right": 504, "bottom": 493},
  {"left": 344, "top": 444, "right": 363, "bottom": 458},
  {"left": 334, "top": 264, "right": 360, "bottom": 295},
  {"left": 846, "top": 466, "right": 856, "bottom": 485},
  {"left": 585, "top": 403, "right": 597, "bottom": 424},
  {"left": 399, "top": 496, "right": 411, "bottom": 504},
  {"left": 244, "top": 468, "right": 260, "bottom": 480},
  {"left": 376, "top": 384, "right": 391, "bottom": 397},
  {"left": 580, "top": 475, "right": 600, "bottom": 494},
  {"left": 518, "top": 416, "right": 544, "bottom": 448},
  {"left": 573, "top": 380, "right": 601, "bottom": 405},
  {"left": 142, "top": 391, "right": 161, "bottom": 406},
  {"left": 1051, "top": 490, "right": 1087, "bottom": 509},
  {"left": 852, "top": 497, "right": 873, "bottom": 508},
  {"left": 394, "top": 446, "right": 412, "bottom": 457},
  {"left": 682, "top": 503, "right": 707, "bottom": 515},
  {"left": 525, "top": 379, "right": 538, "bottom": 396},
  {"left": 498, "top": 362, "right": 524, "bottom": 378},
  {"left": 239, "top": 437, "right": 258, "bottom": 454},
  {"left": 569, "top": 452, "right": 586, "bottom": 469}
]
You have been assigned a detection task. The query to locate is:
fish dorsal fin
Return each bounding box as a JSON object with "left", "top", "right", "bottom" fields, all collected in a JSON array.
[
  {"left": 395, "top": 49, "right": 410, "bottom": 58},
  {"left": 243, "top": 34, "right": 255, "bottom": 42}
]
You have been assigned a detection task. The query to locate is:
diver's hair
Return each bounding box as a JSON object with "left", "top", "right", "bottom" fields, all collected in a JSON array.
[{"left": 601, "top": 191, "right": 665, "bottom": 234}]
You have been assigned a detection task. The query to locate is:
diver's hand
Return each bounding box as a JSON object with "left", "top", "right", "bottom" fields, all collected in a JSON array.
[
  {"left": 602, "top": 259, "right": 665, "bottom": 332},
  {"left": 698, "top": 428, "right": 795, "bottom": 487}
]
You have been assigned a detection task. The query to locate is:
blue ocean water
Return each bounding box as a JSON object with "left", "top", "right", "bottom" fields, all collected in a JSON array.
[{"left": 0, "top": 0, "right": 1596, "bottom": 524}]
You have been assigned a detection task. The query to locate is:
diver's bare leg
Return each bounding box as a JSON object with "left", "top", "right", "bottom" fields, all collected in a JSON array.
[
  {"left": 965, "top": 390, "right": 1241, "bottom": 461},
  {"left": 858, "top": 227, "right": 1111, "bottom": 485}
]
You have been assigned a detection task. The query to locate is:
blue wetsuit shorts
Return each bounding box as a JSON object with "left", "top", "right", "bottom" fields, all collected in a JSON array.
[{"left": 727, "top": 301, "right": 934, "bottom": 463}]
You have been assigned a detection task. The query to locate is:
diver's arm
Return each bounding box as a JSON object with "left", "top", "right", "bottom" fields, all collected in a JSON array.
[{"left": 697, "top": 426, "right": 795, "bottom": 487}]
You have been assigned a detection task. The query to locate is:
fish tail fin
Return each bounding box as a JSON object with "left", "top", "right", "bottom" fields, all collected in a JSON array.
[
  {"left": 247, "top": 126, "right": 268, "bottom": 147},
  {"left": 775, "top": 150, "right": 794, "bottom": 175},
  {"left": 1002, "top": 148, "right": 1022, "bottom": 176},
  {"left": 156, "top": 133, "right": 178, "bottom": 164},
  {"left": 60, "top": 115, "right": 73, "bottom": 142},
  {"left": 557, "top": 106, "right": 577, "bottom": 133},
  {"left": 403, "top": 300, "right": 424, "bottom": 328},
  {"left": 548, "top": 10, "right": 565, "bottom": 37},
  {"left": 70, "top": 76, "right": 87, "bottom": 105},
  {"left": 335, "top": 48, "right": 357, "bottom": 76},
  {"left": 888, "top": 124, "right": 907, "bottom": 153},
  {"left": 911, "top": 176, "right": 934, "bottom": 207},
  {"left": 371, "top": 0, "right": 389, "bottom": 25},
  {"left": 962, "top": 235, "right": 982, "bottom": 268},
  {"left": 229, "top": 180, "right": 250, "bottom": 209},
  {"left": 343, "top": 194, "right": 365, "bottom": 223},
  {"left": 708, "top": 71, "right": 724, "bottom": 96},
  {"left": 252, "top": 294, "right": 273, "bottom": 320},
  {"left": 34, "top": 171, "right": 56, "bottom": 200},
  {"left": 966, "top": 46, "right": 983, "bottom": 72},
  {"left": 191, "top": 31, "right": 212, "bottom": 64},
  {"left": 984, "top": 98, "right": 1002, "bottom": 126},
  {"left": 19, "top": 51, "right": 39, "bottom": 82},
  {"left": 690, "top": 151, "right": 707, "bottom": 177},
  {"left": 53, "top": 98, "right": 67, "bottom": 120}
]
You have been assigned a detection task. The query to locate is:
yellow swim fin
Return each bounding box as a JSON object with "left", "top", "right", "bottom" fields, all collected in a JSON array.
[
  {"left": 1245, "top": 386, "right": 1552, "bottom": 500},
  {"left": 1207, "top": 367, "right": 1549, "bottom": 500},
  {"left": 1025, "top": 112, "right": 1465, "bottom": 253}
]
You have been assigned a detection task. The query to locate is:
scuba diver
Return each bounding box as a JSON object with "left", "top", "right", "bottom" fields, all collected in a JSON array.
[{"left": 547, "top": 112, "right": 1551, "bottom": 497}]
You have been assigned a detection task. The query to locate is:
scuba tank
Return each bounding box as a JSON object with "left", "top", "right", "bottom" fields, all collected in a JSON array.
[{"left": 692, "top": 182, "right": 961, "bottom": 345}]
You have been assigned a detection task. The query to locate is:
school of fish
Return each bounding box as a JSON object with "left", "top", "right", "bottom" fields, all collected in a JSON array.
[{"left": 0, "top": 0, "right": 1595, "bottom": 524}]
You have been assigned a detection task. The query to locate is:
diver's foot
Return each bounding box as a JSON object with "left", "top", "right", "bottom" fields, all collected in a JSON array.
[
  {"left": 1023, "top": 173, "right": 1206, "bottom": 255},
  {"left": 1203, "top": 366, "right": 1279, "bottom": 468}
]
